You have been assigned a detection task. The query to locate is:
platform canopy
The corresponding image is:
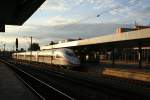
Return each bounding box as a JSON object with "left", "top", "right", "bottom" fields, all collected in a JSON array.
[
  {"left": 0, "top": 0, "right": 45, "bottom": 32},
  {"left": 41, "top": 28, "right": 150, "bottom": 50}
]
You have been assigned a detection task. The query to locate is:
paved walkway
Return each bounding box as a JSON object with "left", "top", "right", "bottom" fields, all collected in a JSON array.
[{"left": 0, "top": 61, "right": 39, "bottom": 100}]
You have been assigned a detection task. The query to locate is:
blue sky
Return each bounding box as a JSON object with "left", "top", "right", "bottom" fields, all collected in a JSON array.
[
  {"left": 1, "top": 0, "right": 150, "bottom": 50},
  {"left": 26, "top": 0, "right": 150, "bottom": 24}
]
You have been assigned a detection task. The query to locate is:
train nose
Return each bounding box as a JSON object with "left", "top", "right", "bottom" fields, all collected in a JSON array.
[
  {"left": 74, "top": 58, "right": 80, "bottom": 65},
  {"left": 77, "top": 59, "right": 80, "bottom": 64}
]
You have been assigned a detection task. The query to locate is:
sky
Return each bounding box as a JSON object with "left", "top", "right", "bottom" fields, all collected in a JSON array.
[{"left": 1, "top": 0, "right": 150, "bottom": 50}]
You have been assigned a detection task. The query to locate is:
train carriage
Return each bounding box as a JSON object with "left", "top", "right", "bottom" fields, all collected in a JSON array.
[{"left": 12, "top": 48, "right": 80, "bottom": 67}]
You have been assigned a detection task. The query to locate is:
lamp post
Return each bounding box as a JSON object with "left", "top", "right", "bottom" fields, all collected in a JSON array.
[
  {"left": 3, "top": 44, "right": 5, "bottom": 51},
  {"left": 50, "top": 41, "right": 54, "bottom": 65},
  {"left": 15, "top": 38, "right": 18, "bottom": 51}
]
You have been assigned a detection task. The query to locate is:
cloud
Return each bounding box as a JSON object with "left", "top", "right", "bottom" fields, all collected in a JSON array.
[
  {"left": 32, "top": 0, "right": 150, "bottom": 24},
  {"left": 5, "top": 22, "right": 131, "bottom": 46},
  {"left": 132, "top": 6, "right": 150, "bottom": 17},
  {"left": 46, "top": 16, "right": 78, "bottom": 26},
  {"left": 0, "top": 33, "right": 39, "bottom": 44},
  {"left": 40, "top": 0, "right": 69, "bottom": 11},
  {"left": 0, "top": 33, "right": 40, "bottom": 51},
  {"left": 2, "top": 0, "right": 150, "bottom": 50},
  {"left": 25, "top": 16, "right": 79, "bottom": 26},
  {"left": 20, "top": 23, "right": 132, "bottom": 40},
  {"left": 90, "top": 0, "right": 149, "bottom": 24},
  {"left": 93, "top": 0, "right": 141, "bottom": 15},
  {"left": 6, "top": 25, "right": 36, "bottom": 33},
  {"left": 1, "top": 25, "right": 40, "bottom": 50}
]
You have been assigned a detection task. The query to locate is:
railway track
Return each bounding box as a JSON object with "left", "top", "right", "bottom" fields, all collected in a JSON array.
[
  {"left": 14, "top": 59, "right": 150, "bottom": 89},
  {"left": 2, "top": 59, "right": 150, "bottom": 100},
  {"left": 1, "top": 60, "right": 74, "bottom": 100}
]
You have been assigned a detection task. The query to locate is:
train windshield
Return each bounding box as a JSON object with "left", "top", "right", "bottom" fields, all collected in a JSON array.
[{"left": 65, "top": 51, "right": 76, "bottom": 57}]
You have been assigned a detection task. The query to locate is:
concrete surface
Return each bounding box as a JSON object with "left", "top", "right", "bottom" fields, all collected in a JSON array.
[{"left": 0, "top": 62, "right": 39, "bottom": 100}]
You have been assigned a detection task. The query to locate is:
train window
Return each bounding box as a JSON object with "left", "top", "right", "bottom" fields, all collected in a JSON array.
[{"left": 66, "top": 51, "right": 76, "bottom": 57}]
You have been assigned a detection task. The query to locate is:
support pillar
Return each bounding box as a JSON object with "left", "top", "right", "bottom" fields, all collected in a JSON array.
[
  {"left": 138, "top": 44, "right": 142, "bottom": 68},
  {"left": 112, "top": 47, "right": 115, "bottom": 65},
  {"left": 0, "top": 24, "right": 5, "bottom": 32}
]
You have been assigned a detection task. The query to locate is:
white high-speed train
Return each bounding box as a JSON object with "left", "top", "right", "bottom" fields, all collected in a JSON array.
[{"left": 12, "top": 48, "right": 80, "bottom": 67}]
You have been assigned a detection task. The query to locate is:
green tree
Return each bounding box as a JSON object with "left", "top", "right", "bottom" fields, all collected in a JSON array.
[
  {"left": 28, "top": 43, "right": 40, "bottom": 51},
  {"left": 20, "top": 48, "right": 25, "bottom": 52}
]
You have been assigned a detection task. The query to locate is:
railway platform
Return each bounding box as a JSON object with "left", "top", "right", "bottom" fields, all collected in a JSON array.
[
  {"left": 0, "top": 61, "right": 39, "bottom": 100},
  {"left": 102, "top": 67, "right": 150, "bottom": 82}
]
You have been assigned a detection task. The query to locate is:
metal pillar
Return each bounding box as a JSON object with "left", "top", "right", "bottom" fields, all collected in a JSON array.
[
  {"left": 96, "top": 51, "right": 100, "bottom": 63},
  {"left": 138, "top": 44, "right": 142, "bottom": 68},
  {"left": 112, "top": 47, "right": 115, "bottom": 65}
]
